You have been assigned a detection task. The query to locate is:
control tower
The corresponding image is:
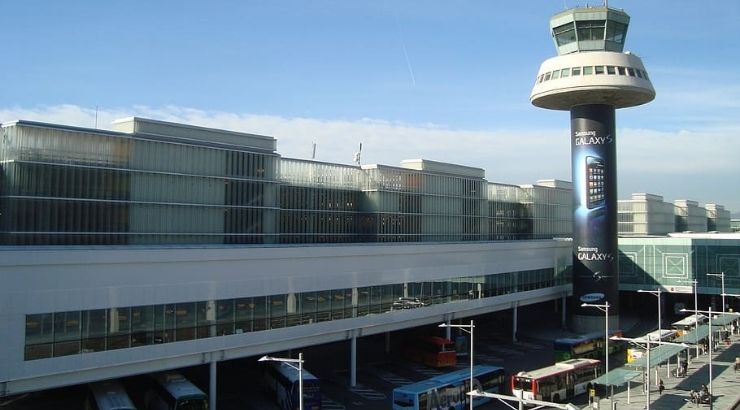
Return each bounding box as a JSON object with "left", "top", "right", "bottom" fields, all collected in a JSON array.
[{"left": 530, "top": 5, "right": 655, "bottom": 332}]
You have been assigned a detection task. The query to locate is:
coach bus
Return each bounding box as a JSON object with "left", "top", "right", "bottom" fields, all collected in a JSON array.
[
  {"left": 403, "top": 336, "right": 457, "bottom": 368},
  {"left": 146, "top": 372, "right": 208, "bottom": 410},
  {"left": 84, "top": 380, "right": 137, "bottom": 410},
  {"left": 512, "top": 358, "right": 600, "bottom": 403},
  {"left": 553, "top": 330, "right": 624, "bottom": 361},
  {"left": 262, "top": 360, "right": 321, "bottom": 410},
  {"left": 392, "top": 365, "right": 506, "bottom": 410}
]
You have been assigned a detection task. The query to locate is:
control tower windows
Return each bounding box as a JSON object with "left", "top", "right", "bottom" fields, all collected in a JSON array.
[
  {"left": 572, "top": 67, "right": 582, "bottom": 76},
  {"left": 551, "top": 70, "right": 561, "bottom": 80},
  {"left": 561, "top": 68, "right": 571, "bottom": 78},
  {"left": 595, "top": 66, "right": 605, "bottom": 75},
  {"left": 626, "top": 67, "right": 635, "bottom": 77},
  {"left": 554, "top": 22, "right": 576, "bottom": 46},
  {"left": 576, "top": 20, "right": 606, "bottom": 41},
  {"left": 606, "top": 66, "right": 616, "bottom": 75},
  {"left": 617, "top": 67, "right": 626, "bottom": 75},
  {"left": 583, "top": 66, "right": 594, "bottom": 75},
  {"left": 605, "top": 21, "right": 627, "bottom": 44}
]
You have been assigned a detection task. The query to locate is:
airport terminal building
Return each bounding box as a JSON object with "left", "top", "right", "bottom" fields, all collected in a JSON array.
[{"left": 0, "top": 118, "right": 737, "bottom": 398}]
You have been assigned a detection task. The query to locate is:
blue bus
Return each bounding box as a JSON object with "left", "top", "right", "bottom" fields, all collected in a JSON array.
[
  {"left": 262, "top": 361, "right": 321, "bottom": 410},
  {"left": 392, "top": 365, "right": 506, "bottom": 410}
]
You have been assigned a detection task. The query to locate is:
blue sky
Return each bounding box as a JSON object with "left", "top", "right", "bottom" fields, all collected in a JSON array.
[{"left": 2, "top": 1, "right": 739, "bottom": 214}]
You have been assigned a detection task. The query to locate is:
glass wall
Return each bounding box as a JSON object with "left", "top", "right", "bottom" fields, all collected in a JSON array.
[
  {"left": 0, "top": 123, "right": 279, "bottom": 245},
  {"left": 24, "top": 267, "right": 567, "bottom": 361}
]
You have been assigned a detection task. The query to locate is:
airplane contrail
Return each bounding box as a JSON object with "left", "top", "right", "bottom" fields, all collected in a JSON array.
[{"left": 394, "top": 15, "right": 416, "bottom": 87}]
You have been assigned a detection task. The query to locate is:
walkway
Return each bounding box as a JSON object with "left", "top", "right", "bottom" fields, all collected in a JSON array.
[{"left": 591, "top": 332, "right": 740, "bottom": 409}]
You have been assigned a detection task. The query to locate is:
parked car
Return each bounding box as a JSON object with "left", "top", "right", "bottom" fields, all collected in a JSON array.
[{"left": 392, "top": 297, "right": 426, "bottom": 310}]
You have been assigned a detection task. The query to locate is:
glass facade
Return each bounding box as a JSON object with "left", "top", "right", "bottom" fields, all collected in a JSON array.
[
  {"left": 1, "top": 120, "right": 575, "bottom": 245},
  {"left": 0, "top": 122, "right": 279, "bottom": 245},
  {"left": 24, "top": 267, "right": 566, "bottom": 361},
  {"left": 619, "top": 239, "right": 740, "bottom": 293}
]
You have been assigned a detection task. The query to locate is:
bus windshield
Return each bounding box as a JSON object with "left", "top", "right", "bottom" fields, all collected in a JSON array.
[{"left": 512, "top": 377, "right": 533, "bottom": 392}]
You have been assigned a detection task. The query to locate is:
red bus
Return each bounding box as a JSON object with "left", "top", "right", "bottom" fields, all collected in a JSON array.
[
  {"left": 512, "top": 358, "right": 600, "bottom": 403},
  {"left": 403, "top": 336, "right": 457, "bottom": 368}
]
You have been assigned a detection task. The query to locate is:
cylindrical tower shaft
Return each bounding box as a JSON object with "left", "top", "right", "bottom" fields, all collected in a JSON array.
[{"left": 570, "top": 104, "right": 619, "bottom": 331}]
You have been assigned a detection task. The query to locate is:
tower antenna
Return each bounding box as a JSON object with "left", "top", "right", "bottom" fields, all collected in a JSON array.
[
  {"left": 353, "top": 142, "right": 362, "bottom": 166},
  {"left": 311, "top": 142, "right": 317, "bottom": 160}
]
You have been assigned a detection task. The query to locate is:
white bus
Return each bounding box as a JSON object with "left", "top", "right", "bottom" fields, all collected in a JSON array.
[
  {"left": 146, "top": 372, "right": 208, "bottom": 410},
  {"left": 84, "top": 380, "right": 137, "bottom": 410},
  {"left": 512, "top": 358, "right": 600, "bottom": 403}
]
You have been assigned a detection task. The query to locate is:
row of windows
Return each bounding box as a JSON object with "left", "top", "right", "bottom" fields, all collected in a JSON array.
[
  {"left": 536, "top": 65, "right": 649, "bottom": 84},
  {"left": 23, "top": 268, "right": 565, "bottom": 361},
  {"left": 553, "top": 20, "right": 627, "bottom": 46},
  {"left": 2, "top": 125, "right": 278, "bottom": 178}
]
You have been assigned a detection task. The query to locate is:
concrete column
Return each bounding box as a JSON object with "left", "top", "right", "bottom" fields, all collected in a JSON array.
[
  {"left": 562, "top": 295, "right": 567, "bottom": 328},
  {"left": 209, "top": 360, "right": 217, "bottom": 410},
  {"left": 512, "top": 303, "right": 518, "bottom": 343},
  {"left": 350, "top": 334, "right": 357, "bottom": 387}
]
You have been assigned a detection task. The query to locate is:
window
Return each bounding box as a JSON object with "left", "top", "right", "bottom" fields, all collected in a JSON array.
[
  {"left": 551, "top": 70, "right": 560, "bottom": 80},
  {"left": 553, "top": 22, "right": 576, "bottom": 46},
  {"left": 606, "top": 66, "right": 616, "bottom": 75},
  {"left": 605, "top": 21, "right": 627, "bottom": 44},
  {"left": 617, "top": 66, "right": 626, "bottom": 75},
  {"left": 626, "top": 67, "right": 635, "bottom": 77},
  {"left": 576, "top": 20, "right": 606, "bottom": 41},
  {"left": 560, "top": 68, "right": 570, "bottom": 78},
  {"left": 635, "top": 69, "right": 643, "bottom": 78},
  {"left": 594, "top": 66, "right": 605, "bottom": 75},
  {"left": 572, "top": 67, "right": 581, "bottom": 76},
  {"left": 544, "top": 72, "right": 552, "bottom": 81},
  {"left": 583, "top": 66, "right": 594, "bottom": 75}
]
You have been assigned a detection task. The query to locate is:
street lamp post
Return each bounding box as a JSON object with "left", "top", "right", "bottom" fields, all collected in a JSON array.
[
  {"left": 259, "top": 352, "right": 305, "bottom": 410},
  {"left": 679, "top": 279, "right": 700, "bottom": 357},
  {"left": 638, "top": 288, "right": 663, "bottom": 340},
  {"left": 707, "top": 272, "right": 726, "bottom": 314},
  {"left": 638, "top": 288, "right": 664, "bottom": 380},
  {"left": 580, "top": 302, "right": 610, "bottom": 400},
  {"left": 439, "top": 320, "right": 475, "bottom": 410}
]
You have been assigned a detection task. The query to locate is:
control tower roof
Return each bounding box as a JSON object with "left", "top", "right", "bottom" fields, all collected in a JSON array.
[{"left": 550, "top": 6, "right": 630, "bottom": 55}]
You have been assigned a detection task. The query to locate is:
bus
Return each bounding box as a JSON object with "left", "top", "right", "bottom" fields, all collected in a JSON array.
[
  {"left": 512, "top": 358, "right": 600, "bottom": 403},
  {"left": 403, "top": 336, "right": 457, "bottom": 368},
  {"left": 84, "top": 380, "right": 137, "bottom": 410},
  {"left": 392, "top": 365, "right": 506, "bottom": 410},
  {"left": 553, "top": 330, "right": 624, "bottom": 361},
  {"left": 626, "top": 329, "right": 679, "bottom": 363},
  {"left": 262, "top": 360, "right": 321, "bottom": 410},
  {"left": 672, "top": 314, "right": 707, "bottom": 336},
  {"left": 146, "top": 372, "right": 208, "bottom": 410}
]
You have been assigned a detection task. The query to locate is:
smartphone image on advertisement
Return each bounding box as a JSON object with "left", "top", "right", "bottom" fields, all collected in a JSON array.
[{"left": 585, "top": 156, "right": 605, "bottom": 209}]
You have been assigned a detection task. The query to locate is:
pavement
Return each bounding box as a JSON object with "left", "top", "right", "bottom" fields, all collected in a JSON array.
[{"left": 589, "top": 331, "right": 740, "bottom": 410}]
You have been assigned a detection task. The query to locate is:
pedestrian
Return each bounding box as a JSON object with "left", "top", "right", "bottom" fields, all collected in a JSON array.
[
  {"left": 681, "top": 361, "right": 688, "bottom": 377},
  {"left": 735, "top": 356, "right": 739, "bottom": 373},
  {"left": 659, "top": 379, "right": 665, "bottom": 395}
]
